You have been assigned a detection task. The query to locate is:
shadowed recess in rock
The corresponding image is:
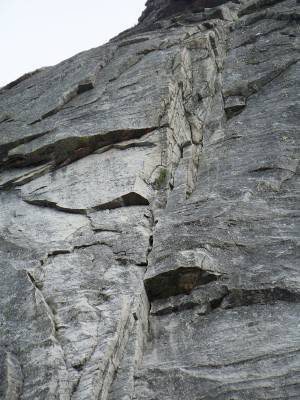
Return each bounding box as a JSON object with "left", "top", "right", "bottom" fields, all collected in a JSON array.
[
  {"left": 24, "top": 191, "right": 150, "bottom": 214},
  {"left": 144, "top": 267, "right": 220, "bottom": 301},
  {"left": 3, "top": 127, "right": 158, "bottom": 169}
]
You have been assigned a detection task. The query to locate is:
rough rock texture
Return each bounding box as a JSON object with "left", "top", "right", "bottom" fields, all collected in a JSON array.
[{"left": 0, "top": 0, "right": 299, "bottom": 399}]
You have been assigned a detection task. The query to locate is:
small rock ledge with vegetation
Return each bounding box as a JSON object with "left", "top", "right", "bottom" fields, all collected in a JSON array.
[{"left": 0, "top": 0, "right": 299, "bottom": 399}]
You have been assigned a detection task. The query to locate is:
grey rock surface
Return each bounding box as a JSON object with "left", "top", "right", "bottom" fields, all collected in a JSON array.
[{"left": 0, "top": 0, "right": 299, "bottom": 399}]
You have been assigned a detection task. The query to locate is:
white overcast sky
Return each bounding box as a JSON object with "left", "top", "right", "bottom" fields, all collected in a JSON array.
[{"left": 0, "top": 0, "right": 147, "bottom": 87}]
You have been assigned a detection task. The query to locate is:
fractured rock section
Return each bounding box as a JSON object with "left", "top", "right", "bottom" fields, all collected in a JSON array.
[
  {"left": 0, "top": 0, "right": 299, "bottom": 399},
  {"left": 21, "top": 139, "right": 154, "bottom": 213}
]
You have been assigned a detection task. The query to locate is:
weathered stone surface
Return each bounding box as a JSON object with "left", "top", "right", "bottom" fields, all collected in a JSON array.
[
  {"left": 0, "top": 0, "right": 299, "bottom": 399},
  {"left": 135, "top": 303, "right": 300, "bottom": 399},
  {"left": 0, "top": 352, "right": 23, "bottom": 400}
]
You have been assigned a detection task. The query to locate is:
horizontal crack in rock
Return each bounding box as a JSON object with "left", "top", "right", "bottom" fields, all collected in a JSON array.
[
  {"left": 24, "top": 191, "right": 150, "bottom": 215},
  {"left": 5, "top": 127, "right": 159, "bottom": 169},
  {"left": 222, "top": 287, "right": 300, "bottom": 309}
]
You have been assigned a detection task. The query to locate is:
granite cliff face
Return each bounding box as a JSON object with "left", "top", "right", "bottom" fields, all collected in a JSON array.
[{"left": 0, "top": 0, "right": 299, "bottom": 399}]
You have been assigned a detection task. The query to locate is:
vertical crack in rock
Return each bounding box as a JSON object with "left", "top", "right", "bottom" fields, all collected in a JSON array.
[
  {"left": 25, "top": 270, "right": 70, "bottom": 390},
  {"left": 105, "top": 211, "right": 154, "bottom": 400}
]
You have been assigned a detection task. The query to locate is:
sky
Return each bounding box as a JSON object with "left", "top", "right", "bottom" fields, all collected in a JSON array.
[{"left": 0, "top": 0, "right": 147, "bottom": 87}]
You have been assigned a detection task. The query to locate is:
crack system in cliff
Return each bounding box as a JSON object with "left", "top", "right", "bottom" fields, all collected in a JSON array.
[{"left": 1, "top": 0, "right": 299, "bottom": 398}]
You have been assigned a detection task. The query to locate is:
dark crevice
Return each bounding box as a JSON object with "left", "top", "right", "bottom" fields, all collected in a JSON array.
[
  {"left": 24, "top": 192, "right": 150, "bottom": 215},
  {"left": 224, "top": 94, "right": 247, "bottom": 120},
  {"left": 251, "top": 166, "right": 278, "bottom": 173},
  {"left": 47, "top": 249, "right": 72, "bottom": 257},
  {"left": 26, "top": 271, "right": 36, "bottom": 285},
  {"left": 115, "top": 256, "right": 129, "bottom": 266},
  {"left": 23, "top": 198, "right": 88, "bottom": 215},
  {"left": 225, "top": 105, "right": 246, "bottom": 119},
  {"left": 209, "top": 35, "right": 218, "bottom": 58},
  {"left": 210, "top": 296, "right": 225, "bottom": 310},
  {"left": 150, "top": 284, "right": 229, "bottom": 316},
  {"left": 0, "top": 113, "right": 13, "bottom": 123},
  {"left": 137, "top": 234, "right": 154, "bottom": 268},
  {"left": 149, "top": 284, "right": 300, "bottom": 317},
  {"left": 149, "top": 235, "right": 154, "bottom": 249},
  {"left": 77, "top": 81, "right": 94, "bottom": 94},
  {"left": 73, "top": 363, "right": 84, "bottom": 372},
  {"left": 39, "top": 108, "right": 62, "bottom": 122},
  {"left": 152, "top": 301, "right": 199, "bottom": 316},
  {"left": 145, "top": 267, "right": 220, "bottom": 301},
  {"left": 0, "top": 163, "right": 52, "bottom": 191},
  {"left": 0, "top": 130, "right": 50, "bottom": 165},
  {"left": 91, "top": 192, "right": 150, "bottom": 212},
  {"left": 222, "top": 287, "right": 300, "bottom": 309},
  {"left": 136, "top": 261, "right": 149, "bottom": 267},
  {"left": 249, "top": 166, "right": 295, "bottom": 174},
  {"left": 92, "top": 228, "right": 122, "bottom": 234},
  {"left": 4, "top": 127, "right": 158, "bottom": 169},
  {"left": 118, "top": 82, "right": 139, "bottom": 90},
  {"left": 26, "top": 271, "right": 44, "bottom": 290}
]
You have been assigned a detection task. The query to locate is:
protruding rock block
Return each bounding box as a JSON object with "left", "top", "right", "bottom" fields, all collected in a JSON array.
[
  {"left": 21, "top": 145, "right": 156, "bottom": 213},
  {"left": 145, "top": 249, "right": 223, "bottom": 300}
]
